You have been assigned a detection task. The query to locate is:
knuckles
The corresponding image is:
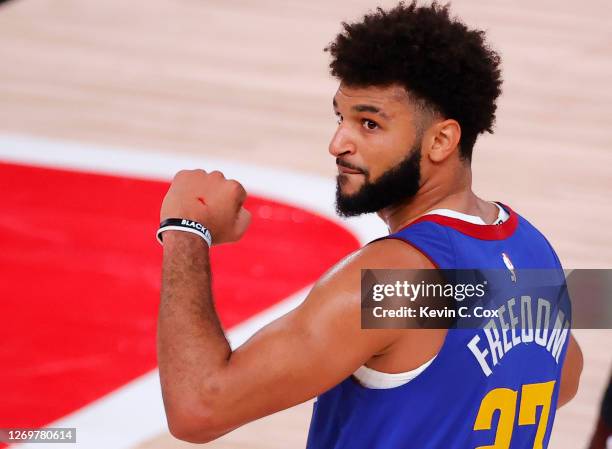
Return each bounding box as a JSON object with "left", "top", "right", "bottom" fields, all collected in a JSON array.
[
  {"left": 227, "top": 180, "right": 246, "bottom": 198},
  {"left": 173, "top": 169, "right": 187, "bottom": 180},
  {"left": 171, "top": 169, "right": 246, "bottom": 201},
  {"left": 173, "top": 169, "right": 207, "bottom": 180},
  {"left": 174, "top": 169, "right": 228, "bottom": 181}
]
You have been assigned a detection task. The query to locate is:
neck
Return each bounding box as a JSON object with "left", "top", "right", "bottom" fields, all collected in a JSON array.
[{"left": 378, "top": 166, "right": 483, "bottom": 233}]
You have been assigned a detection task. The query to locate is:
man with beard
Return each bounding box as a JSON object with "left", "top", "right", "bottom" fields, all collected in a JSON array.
[{"left": 156, "top": 2, "right": 583, "bottom": 447}]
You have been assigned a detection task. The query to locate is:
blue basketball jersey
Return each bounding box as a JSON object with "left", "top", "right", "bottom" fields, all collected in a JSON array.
[{"left": 306, "top": 204, "right": 571, "bottom": 449}]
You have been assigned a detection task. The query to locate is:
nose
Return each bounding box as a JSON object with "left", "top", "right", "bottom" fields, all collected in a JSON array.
[{"left": 328, "top": 125, "right": 357, "bottom": 157}]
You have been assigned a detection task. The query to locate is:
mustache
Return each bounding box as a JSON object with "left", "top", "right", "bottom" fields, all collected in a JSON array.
[{"left": 336, "top": 158, "right": 367, "bottom": 175}]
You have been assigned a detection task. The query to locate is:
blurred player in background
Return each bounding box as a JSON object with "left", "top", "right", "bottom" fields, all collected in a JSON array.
[
  {"left": 588, "top": 373, "right": 612, "bottom": 449},
  {"left": 156, "top": 2, "right": 583, "bottom": 447}
]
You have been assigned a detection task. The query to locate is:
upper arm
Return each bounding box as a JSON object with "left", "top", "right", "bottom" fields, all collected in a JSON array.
[
  {"left": 557, "top": 332, "right": 583, "bottom": 408},
  {"left": 200, "top": 238, "right": 433, "bottom": 433}
]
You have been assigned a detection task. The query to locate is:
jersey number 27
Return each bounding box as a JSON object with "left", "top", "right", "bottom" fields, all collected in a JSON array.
[{"left": 473, "top": 381, "right": 556, "bottom": 449}]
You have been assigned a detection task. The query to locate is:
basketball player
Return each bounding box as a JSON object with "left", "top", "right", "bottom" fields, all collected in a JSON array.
[
  {"left": 588, "top": 373, "right": 612, "bottom": 449},
  {"left": 156, "top": 2, "right": 583, "bottom": 447}
]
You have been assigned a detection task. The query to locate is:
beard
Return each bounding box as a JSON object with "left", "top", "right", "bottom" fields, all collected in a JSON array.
[{"left": 335, "top": 143, "right": 422, "bottom": 217}]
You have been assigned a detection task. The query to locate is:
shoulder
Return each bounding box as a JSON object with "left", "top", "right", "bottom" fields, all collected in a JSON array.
[
  {"left": 508, "top": 209, "right": 563, "bottom": 267},
  {"left": 314, "top": 237, "right": 436, "bottom": 293},
  {"left": 360, "top": 237, "right": 437, "bottom": 269},
  {"left": 294, "top": 238, "right": 438, "bottom": 356},
  {"left": 296, "top": 238, "right": 434, "bottom": 350}
]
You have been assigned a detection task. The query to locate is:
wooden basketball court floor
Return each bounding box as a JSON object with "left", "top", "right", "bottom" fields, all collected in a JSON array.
[{"left": 0, "top": 0, "right": 610, "bottom": 448}]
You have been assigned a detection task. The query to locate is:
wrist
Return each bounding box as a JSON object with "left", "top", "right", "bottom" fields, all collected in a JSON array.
[
  {"left": 162, "top": 230, "right": 210, "bottom": 251},
  {"left": 157, "top": 218, "right": 213, "bottom": 247}
]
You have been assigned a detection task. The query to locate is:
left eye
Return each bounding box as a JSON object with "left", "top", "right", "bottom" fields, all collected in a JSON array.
[{"left": 362, "top": 119, "right": 378, "bottom": 130}]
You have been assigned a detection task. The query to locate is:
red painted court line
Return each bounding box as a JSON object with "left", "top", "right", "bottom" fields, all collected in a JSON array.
[{"left": 0, "top": 162, "right": 359, "bottom": 434}]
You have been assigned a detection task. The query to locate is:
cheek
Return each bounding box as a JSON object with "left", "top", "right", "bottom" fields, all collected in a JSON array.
[
  {"left": 365, "top": 128, "right": 419, "bottom": 179},
  {"left": 362, "top": 141, "right": 402, "bottom": 180}
]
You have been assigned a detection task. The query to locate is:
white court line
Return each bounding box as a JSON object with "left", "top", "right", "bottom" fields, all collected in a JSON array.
[{"left": 1, "top": 134, "right": 387, "bottom": 449}]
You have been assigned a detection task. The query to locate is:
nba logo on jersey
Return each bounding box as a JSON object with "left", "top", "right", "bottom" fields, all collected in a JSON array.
[{"left": 502, "top": 252, "right": 517, "bottom": 282}]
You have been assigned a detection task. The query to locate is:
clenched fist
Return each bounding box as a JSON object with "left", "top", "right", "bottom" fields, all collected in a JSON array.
[{"left": 160, "top": 169, "right": 251, "bottom": 245}]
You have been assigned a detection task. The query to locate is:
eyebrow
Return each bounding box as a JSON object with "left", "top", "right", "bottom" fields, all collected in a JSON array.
[{"left": 333, "top": 98, "right": 390, "bottom": 120}]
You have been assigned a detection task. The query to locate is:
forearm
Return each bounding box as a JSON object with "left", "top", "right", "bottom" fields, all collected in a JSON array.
[{"left": 158, "top": 231, "right": 231, "bottom": 414}]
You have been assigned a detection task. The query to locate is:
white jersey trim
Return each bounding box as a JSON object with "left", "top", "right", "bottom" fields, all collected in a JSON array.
[
  {"left": 353, "top": 356, "right": 437, "bottom": 389},
  {"left": 424, "top": 202, "right": 509, "bottom": 225}
]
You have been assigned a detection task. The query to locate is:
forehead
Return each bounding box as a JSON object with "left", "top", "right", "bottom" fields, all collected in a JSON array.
[{"left": 333, "top": 84, "right": 411, "bottom": 112}]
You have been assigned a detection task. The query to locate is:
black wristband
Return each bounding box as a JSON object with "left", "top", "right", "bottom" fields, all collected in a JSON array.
[{"left": 157, "top": 218, "right": 212, "bottom": 246}]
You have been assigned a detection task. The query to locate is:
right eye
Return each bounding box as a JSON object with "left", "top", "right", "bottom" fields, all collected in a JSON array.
[{"left": 335, "top": 113, "right": 343, "bottom": 125}]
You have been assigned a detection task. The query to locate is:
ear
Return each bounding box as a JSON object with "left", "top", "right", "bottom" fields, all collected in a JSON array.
[{"left": 426, "top": 119, "right": 461, "bottom": 163}]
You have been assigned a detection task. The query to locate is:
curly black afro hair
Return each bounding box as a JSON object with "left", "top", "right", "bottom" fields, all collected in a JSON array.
[{"left": 325, "top": 1, "right": 503, "bottom": 160}]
